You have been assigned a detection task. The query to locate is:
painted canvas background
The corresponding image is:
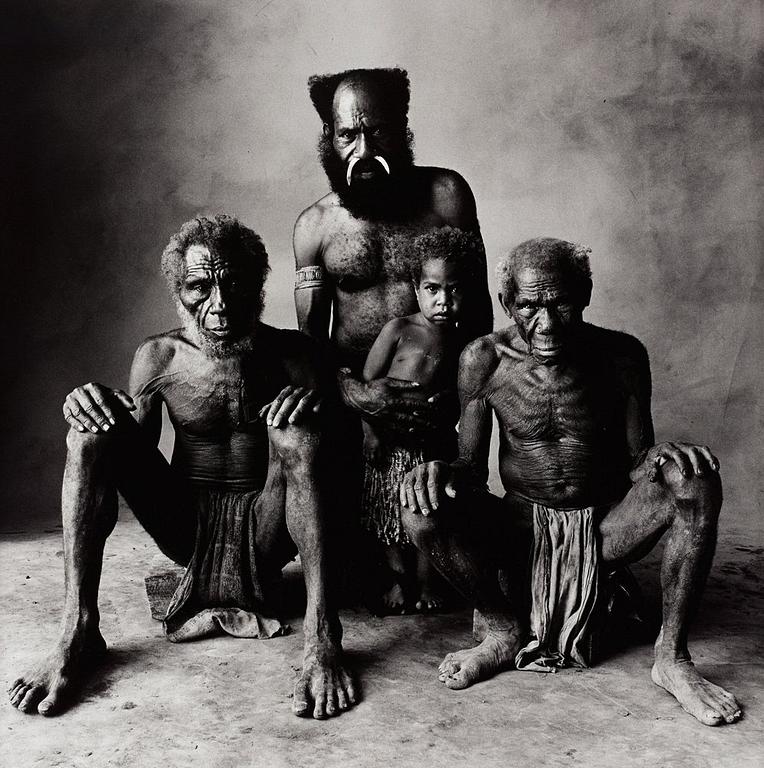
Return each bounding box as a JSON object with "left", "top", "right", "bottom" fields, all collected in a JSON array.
[{"left": 2, "top": 0, "right": 761, "bottom": 535}]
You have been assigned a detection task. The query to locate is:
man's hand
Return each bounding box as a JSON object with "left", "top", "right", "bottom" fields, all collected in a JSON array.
[
  {"left": 338, "top": 369, "right": 445, "bottom": 433},
  {"left": 258, "top": 386, "right": 322, "bottom": 428},
  {"left": 399, "top": 460, "right": 458, "bottom": 517},
  {"left": 633, "top": 441, "right": 720, "bottom": 483},
  {"left": 63, "top": 383, "right": 136, "bottom": 433}
]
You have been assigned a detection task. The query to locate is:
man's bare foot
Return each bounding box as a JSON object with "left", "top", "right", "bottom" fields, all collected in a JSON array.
[
  {"left": 651, "top": 657, "right": 742, "bottom": 726},
  {"left": 381, "top": 581, "right": 406, "bottom": 614},
  {"left": 438, "top": 628, "right": 521, "bottom": 690},
  {"left": 415, "top": 588, "right": 444, "bottom": 613},
  {"left": 8, "top": 627, "right": 107, "bottom": 716},
  {"left": 292, "top": 642, "right": 358, "bottom": 719}
]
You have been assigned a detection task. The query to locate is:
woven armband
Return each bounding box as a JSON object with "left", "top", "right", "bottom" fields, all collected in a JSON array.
[{"left": 295, "top": 265, "right": 326, "bottom": 290}]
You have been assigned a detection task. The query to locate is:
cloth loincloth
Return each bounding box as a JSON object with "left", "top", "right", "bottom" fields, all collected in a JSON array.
[
  {"left": 514, "top": 500, "right": 602, "bottom": 672},
  {"left": 163, "top": 486, "right": 289, "bottom": 643},
  {"left": 360, "top": 444, "right": 425, "bottom": 546}
]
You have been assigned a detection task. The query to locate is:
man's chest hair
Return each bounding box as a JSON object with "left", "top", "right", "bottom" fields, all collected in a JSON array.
[{"left": 321, "top": 216, "right": 442, "bottom": 286}]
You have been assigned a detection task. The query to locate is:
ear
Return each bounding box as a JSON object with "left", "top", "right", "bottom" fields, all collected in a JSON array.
[
  {"left": 578, "top": 278, "right": 593, "bottom": 309},
  {"left": 322, "top": 123, "right": 332, "bottom": 137},
  {"left": 498, "top": 291, "right": 514, "bottom": 318}
]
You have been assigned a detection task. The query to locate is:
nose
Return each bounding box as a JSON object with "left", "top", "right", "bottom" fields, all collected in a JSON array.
[
  {"left": 354, "top": 129, "right": 373, "bottom": 160},
  {"left": 209, "top": 285, "right": 227, "bottom": 315},
  {"left": 535, "top": 307, "right": 557, "bottom": 334},
  {"left": 437, "top": 290, "right": 452, "bottom": 307}
]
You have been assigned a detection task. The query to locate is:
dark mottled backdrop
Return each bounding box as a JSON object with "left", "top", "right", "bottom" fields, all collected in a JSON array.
[{"left": 1, "top": 1, "right": 761, "bottom": 534}]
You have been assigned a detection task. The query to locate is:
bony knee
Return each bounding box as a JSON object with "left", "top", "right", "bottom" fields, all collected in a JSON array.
[
  {"left": 269, "top": 423, "right": 320, "bottom": 468},
  {"left": 66, "top": 425, "right": 111, "bottom": 457},
  {"left": 662, "top": 462, "right": 723, "bottom": 516},
  {"left": 400, "top": 505, "right": 440, "bottom": 545}
]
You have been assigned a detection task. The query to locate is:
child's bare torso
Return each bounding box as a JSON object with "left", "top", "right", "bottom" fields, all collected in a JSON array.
[{"left": 385, "top": 316, "right": 461, "bottom": 396}]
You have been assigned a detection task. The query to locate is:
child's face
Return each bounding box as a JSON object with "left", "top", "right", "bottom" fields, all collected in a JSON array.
[{"left": 415, "top": 258, "right": 463, "bottom": 326}]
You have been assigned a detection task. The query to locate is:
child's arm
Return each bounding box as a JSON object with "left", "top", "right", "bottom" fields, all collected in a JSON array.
[
  {"left": 361, "top": 319, "right": 405, "bottom": 464},
  {"left": 362, "top": 319, "right": 404, "bottom": 382}
]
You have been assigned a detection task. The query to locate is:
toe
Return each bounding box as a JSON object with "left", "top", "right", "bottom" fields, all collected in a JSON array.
[
  {"left": 9, "top": 682, "right": 26, "bottom": 702},
  {"left": 344, "top": 678, "right": 359, "bottom": 706},
  {"left": 325, "top": 689, "right": 338, "bottom": 718},
  {"left": 698, "top": 706, "right": 724, "bottom": 726},
  {"left": 336, "top": 687, "right": 349, "bottom": 711},
  {"left": 38, "top": 685, "right": 64, "bottom": 717},
  {"left": 444, "top": 670, "right": 471, "bottom": 691},
  {"left": 291, "top": 679, "right": 311, "bottom": 717},
  {"left": 313, "top": 691, "right": 328, "bottom": 720},
  {"left": 8, "top": 678, "right": 23, "bottom": 695},
  {"left": 11, "top": 684, "right": 30, "bottom": 708},
  {"left": 19, "top": 686, "right": 45, "bottom": 713}
]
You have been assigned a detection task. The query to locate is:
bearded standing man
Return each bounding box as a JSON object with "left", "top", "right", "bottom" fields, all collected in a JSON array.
[{"left": 293, "top": 67, "right": 493, "bottom": 433}]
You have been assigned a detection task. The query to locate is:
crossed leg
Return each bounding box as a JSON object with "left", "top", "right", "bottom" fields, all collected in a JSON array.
[
  {"left": 8, "top": 413, "right": 195, "bottom": 716},
  {"left": 599, "top": 462, "right": 741, "bottom": 725}
]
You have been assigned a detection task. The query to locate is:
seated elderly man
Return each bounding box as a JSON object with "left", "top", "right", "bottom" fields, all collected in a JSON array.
[
  {"left": 8, "top": 215, "right": 356, "bottom": 720},
  {"left": 400, "top": 238, "right": 741, "bottom": 726}
]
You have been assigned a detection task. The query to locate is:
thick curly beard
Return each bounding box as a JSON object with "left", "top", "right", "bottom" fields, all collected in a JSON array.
[
  {"left": 175, "top": 300, "right": 260, "bottom": 359},
  {"left": 318, "top": 130, "right": 415, "bottom": 221}
]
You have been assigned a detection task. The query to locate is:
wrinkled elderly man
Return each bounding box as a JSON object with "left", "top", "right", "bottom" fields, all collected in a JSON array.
[
  {"left": 9, "top": 215, "right": 356, "bottom": 720},
  {"left": 400, "top": 238, "right": 741, "bottom": 726}
]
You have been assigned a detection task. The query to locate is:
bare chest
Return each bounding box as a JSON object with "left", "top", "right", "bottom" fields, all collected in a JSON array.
[
  {"left": 491, "top": 363, "right": 624, "bottom": 442},
  {"left": 322, "top": 216, "right": 441, "bottom": 292},
  {"left": 159, "top": 355, "right": 289, "bottom": 437}
]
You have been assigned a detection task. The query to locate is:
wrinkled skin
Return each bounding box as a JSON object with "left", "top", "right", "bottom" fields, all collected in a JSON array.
[
  {"left": 9, "top": 242, "right": 357, "bottom": 720},
  {"left": 399, "top": 262, "right": 741, "bottom": 726}
]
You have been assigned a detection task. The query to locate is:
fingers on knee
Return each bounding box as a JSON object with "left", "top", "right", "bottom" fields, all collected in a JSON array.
[{"left": 661, "top": 464, "right": 722, "bottom": 519}]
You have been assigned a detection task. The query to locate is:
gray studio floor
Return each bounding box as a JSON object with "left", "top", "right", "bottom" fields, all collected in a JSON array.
[{"left": 1, "top": 510, "right": 762, "bottom": 768}]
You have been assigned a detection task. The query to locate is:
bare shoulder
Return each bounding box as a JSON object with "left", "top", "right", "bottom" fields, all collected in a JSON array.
[
  {"left": 129, "top": 329, "right": 187, "bottom": 393},
  {"left": 585, "top": 323, "right": 649, "bottom": 370},
  {"left": 132, "top": 330, "right": 184, "bottom": 374},
  {"left": 384, "top": 315, "right": 414, "bottom": 334},
  {"left": 419, "top": 166, "right": 478, "bottom": 228},
  {"left": 458, "top": 331, "right": 504, "bottom": 392},
  {"left": 424, "top": 166, "right": 474, "bottom": 200},
  {"left": 293, "top": 194, "right": 338, "bottom": 267}
]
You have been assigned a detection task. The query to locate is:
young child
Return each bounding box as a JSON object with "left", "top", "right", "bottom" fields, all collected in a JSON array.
[{"left": 360, "top": 227, "right": 482, "bottom": 613}]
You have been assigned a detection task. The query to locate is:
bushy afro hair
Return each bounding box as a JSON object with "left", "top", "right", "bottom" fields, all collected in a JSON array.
[
  {"left": 160, "top": 214, "right": 270, "bottom": 295},
  {"left": 409, "top": 226, "right": 485, "bottom": 284},
  {"left": 308, "top": 67, "right": 410, "bottom": 127},
  {"left": 496, "top": 237, "right": 592, "bottom": 300}
]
